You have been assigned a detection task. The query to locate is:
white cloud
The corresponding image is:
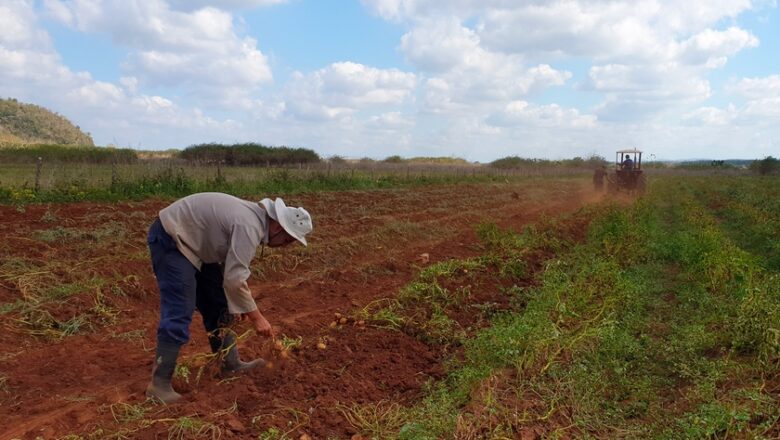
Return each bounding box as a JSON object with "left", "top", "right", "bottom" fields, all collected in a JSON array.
[
  {"left": 420, "top": 63, "right": 571, "bottom": 115},
  {"left": 66, "top": 81, "right": 125, "bottom": 107},
  {"left": 730, "top": 75, "right": 780, "bottom": 99},
  {"left": 743, "top": 97, "right": 780, "bottom": 119},
  {"left": 279, "top": 62, "right": 417, "bottom": 121},
  {"left": 3, "top": 0, "right": 778, "bottom": 160},
  {"left": 478, "top": 2, "right": 669, "bottom": 63},
  {"left": 398, "top": 18, "right": 571, "bottom": 113},
  {"left": 474, "top": 1, "right": 760, "bottom": 64},
  {"left": 1, "top": 1, "right": 80, "bottom": 91},
  {"left": 684, "top": 105, "right": 739, "bottom": 126},
  {"left": 2, "top": 1, "right": 55, "bottom": 52},
  {"left": 677, "top": 27, "right": 758, "bottom": 66},
  {"left": 119, "top": 76, "right": 139, "bottom": 94},
  {"left": 1, "top": 0, "right": 247, "bottom": 148},
  {"left": 0, "top": 46, "right": 68, "bottom": 83},
  {"left": 44, "top": 0, "right": 273, "bottom": 106},
  {"left": 359, "top": 0, "right": 413, "bottom": 21},
  {"left": 166, "top": 0, "right": 288, "bottom": 11},
  {"left": 400, "top": 18, "right": 481, "bottom": 72},
  {"left": 685, "top": 74, "right": 780, "bottom": 128},
  {"left": 586, "top": 64, "right": 710, "bottom": 96},
  {"left": 585, "top": 63, "right": 712, "bottom": 120},
  {"left": 366, "top": 111, "right": 414, "bottom": 129},
  {"left": 732, "top": 75, "right": 780, "bottom": 122},
  {"left": 488, "top": 100, "right": 597, "bottom": 128},
  {"left": 366, "top": 0, "right": 766, "bottom": 126},
  {"left": 363, "top": 0, "right": 758, "bottom": 34}
]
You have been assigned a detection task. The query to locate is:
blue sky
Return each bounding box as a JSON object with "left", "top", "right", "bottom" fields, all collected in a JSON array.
[{"left": 1, "top": 0, "right": 779, "bottom": 161}]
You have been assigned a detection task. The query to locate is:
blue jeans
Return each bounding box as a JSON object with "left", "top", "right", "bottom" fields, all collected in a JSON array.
[{"left": 147, "top": 218, "right": 231, "bottom": 346}]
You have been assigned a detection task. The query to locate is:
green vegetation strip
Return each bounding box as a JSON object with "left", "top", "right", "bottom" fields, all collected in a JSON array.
[
  {"left": 351, "top": 176, "right": 779, "bottom": 439},
  {"left": 685, "top": 176, "right": 780, "bottom": 271},
  {"left": 0, "top": 163, "right": 548, "bottom": 204}
]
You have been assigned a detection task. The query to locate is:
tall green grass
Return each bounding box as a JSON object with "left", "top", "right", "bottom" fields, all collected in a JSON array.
[{"left": 0, "top": 162, "right": 585, "bottom": 204}]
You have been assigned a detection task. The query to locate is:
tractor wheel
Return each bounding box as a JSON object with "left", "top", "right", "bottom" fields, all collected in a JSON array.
[{"left": 637, "top": 175, "right": 647, "bottom": 195}]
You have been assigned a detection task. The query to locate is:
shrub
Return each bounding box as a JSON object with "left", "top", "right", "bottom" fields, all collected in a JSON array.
[
  {"left": 179, "top": 143, "right": 320, "bottom": 166},
  {"left": 750, "top": 156, "right": 780, "bottom": 175}
]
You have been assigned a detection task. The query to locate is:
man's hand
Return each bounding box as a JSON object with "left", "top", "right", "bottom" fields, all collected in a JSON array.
[
  {"left": 238, "top": 309, "right": 275, "bottom": 338},
  {"left": 251, "top": 314, "right": 274, "bottom": 337}
]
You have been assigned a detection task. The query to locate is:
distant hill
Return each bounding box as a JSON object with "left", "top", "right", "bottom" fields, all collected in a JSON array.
[{"left": 0, "top": 98, "right": 93, "bottom": 146}]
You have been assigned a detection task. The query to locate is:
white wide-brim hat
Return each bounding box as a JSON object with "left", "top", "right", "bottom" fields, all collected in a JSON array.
[{"left": 259, "top": 197, "right": 312, "bottom": 246}]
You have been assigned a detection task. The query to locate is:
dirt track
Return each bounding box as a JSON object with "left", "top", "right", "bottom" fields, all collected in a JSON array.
[{"left": 0, "top": 179, "right": 602, "bottom": 439}]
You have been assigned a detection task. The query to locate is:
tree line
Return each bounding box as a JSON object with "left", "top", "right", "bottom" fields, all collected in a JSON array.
[{"left": 1, "top": 142, "right": 778, "bottom": 175}]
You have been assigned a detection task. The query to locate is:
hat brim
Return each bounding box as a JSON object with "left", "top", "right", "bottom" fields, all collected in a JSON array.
[
  {"left": 259, "top": 198, "right": 277, "bottom": 220},
  {"left": 275, "top": 198, "right": 308, "bottom": 246}
]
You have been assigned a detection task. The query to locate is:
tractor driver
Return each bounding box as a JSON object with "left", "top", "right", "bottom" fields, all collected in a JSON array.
[{"left": 621, "top": 154, "right": 634, "bottom": 171}]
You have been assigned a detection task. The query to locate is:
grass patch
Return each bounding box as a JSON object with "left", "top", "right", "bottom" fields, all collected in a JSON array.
[
  {"left": 34, "top": 222, "right": 127, "bottom": 243},
  {"left": 0, "top": 253, "right": 126, "bottom": 338},
  {"left": 337, "top": 400, "right": 407, "bottom": 439},
  {"left": 360, "top": 176, "right": 780, "bottom": 438},
  {"left": 0, "top": 162, "right": 584, "bottom": 204}
]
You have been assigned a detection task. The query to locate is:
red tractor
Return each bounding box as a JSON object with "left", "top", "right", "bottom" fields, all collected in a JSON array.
[{"left": 607, "top": 148, "right": 646, "bottom": 194}]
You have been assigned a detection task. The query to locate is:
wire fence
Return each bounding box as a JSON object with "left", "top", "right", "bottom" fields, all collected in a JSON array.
[
  {"left": 4, "top": 157, "right": 752, "bottom": 204},
  {"left": 0, "top": 158, "right": 598, "bottom": 204}
]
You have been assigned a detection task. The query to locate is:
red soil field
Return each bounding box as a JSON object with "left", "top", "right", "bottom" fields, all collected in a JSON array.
[{"left": 0, "top": 180, "right": 602, "bottom": 439}]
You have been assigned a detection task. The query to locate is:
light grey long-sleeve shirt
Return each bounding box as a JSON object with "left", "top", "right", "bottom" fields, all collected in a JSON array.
[{"left": 159, "top": 192, "right": 268, "bottom": 314}]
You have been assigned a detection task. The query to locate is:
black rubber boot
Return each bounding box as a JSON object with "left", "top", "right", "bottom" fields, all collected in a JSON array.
[
  {"left": 145, "top": 341, "right": 182, "bottom": 404},
  {"left": 210, "top": 332, "right": 265, "bottom": 375}
]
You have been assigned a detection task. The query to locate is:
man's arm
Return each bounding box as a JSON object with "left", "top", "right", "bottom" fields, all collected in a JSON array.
[{"left": 223, "top": 225, "right": 265, "bottom": 315}]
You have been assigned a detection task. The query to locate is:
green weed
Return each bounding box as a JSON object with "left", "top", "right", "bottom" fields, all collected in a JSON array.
[
  {"left": 278, "top": 335, "right": 303, "bottom": 351},
  {"left": 174, "top": 364, "right": 191, "bottom": 383}
]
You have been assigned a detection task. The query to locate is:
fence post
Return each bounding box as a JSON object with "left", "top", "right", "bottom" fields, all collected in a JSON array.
[
  {"left": 111, "top": 160, "right": 118, "bottom": 190},
  {"left": 34, "top": 157, "right": 43, "bottom": 193}
]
